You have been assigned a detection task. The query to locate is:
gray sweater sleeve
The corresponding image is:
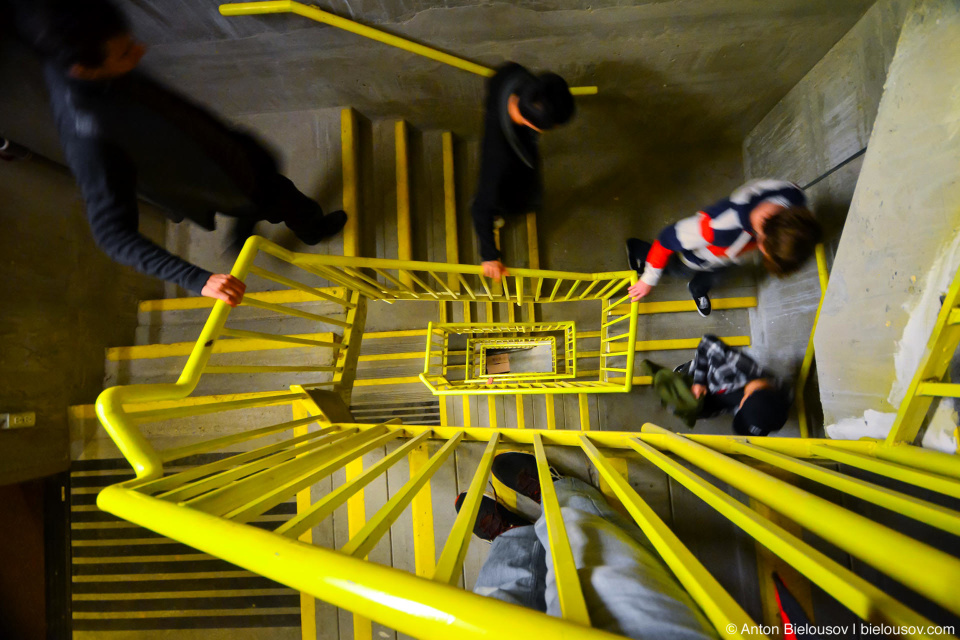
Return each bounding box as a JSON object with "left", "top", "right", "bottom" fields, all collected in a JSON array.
[{"left": 65, "top": 135, "right": 212, "bottom": 293}]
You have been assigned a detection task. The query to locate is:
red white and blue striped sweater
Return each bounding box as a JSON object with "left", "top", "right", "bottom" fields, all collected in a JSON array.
[{"left": 640, "top": 179, "right": 807, "bottom": 286}]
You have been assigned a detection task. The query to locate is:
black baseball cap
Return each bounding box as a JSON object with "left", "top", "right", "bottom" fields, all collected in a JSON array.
[
  {"left": 518, "top": 72, "right": 575, "bottom": 130},
  {"left": 733, "top": 387, "right": 790, "bottom": 436}
]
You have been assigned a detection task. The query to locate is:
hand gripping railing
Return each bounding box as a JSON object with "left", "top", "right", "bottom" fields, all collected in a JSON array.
[{"left": 96, "top": 235, "right": 365, "bottom": 480}]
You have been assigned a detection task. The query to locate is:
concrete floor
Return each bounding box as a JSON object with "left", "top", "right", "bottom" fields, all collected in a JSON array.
[{"left": 0, "top": 158, "right": 165, "bottom": 447}]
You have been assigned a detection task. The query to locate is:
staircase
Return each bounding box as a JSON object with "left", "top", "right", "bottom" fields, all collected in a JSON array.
[{"left": 68, "top": 105, "right": 764, "bottom": 638}]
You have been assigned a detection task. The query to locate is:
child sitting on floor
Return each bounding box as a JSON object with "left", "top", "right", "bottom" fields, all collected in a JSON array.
[{"left": 642, "top": 334, "right": 791, "bottom": 435}]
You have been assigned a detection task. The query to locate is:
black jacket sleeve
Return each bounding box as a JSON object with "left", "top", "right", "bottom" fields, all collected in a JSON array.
[
  {"left": 470, "top": 169, "right": 502, "bottom": 262},
  {"left": 67, "top": 136, "right": 213, "bottom": 293}
]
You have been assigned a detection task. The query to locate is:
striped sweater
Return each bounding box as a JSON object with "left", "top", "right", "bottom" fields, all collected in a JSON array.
[{"left": 640, "top": 179, "right": 807, "bottom": 286}]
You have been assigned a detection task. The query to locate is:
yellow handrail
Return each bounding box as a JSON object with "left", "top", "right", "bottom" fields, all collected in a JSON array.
[
  {"left": 95, "top": 419, "right": 960, "bottom": 640},
  {"left": 219, "top": 1, "right": 599, "bottom": 95},
  {"left": 95, "top": 236, "right": 264, "bottom": 480},
  {"left": 97, "top": 483, "right": 622, "bottom": 640},
  {"left": 795, "top": 243, "right": 829, "bottom": 438},
  {"left": 424, "top": 320, "right": 598, "bottom": 393},
  {"left": 886, "top": 260, "right": 960, "bottom": 445}
]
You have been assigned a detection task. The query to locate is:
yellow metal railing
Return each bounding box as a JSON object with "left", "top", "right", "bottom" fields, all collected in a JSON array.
[
  {"left": 795, "top": 243, "right": 830, "bottom": 438},
  {"left": 420, "top": 319, "right": 626, "bottom": 394},
  {"left": 219, "top": 1, "right": 599, "bottom": 96},
  {"left": 95, "top": 236, "right": 365, "bottom": 480},
  {"left": 92, "top": 235, "right": 960, "bottom": 640},
  {"left": 886, "top": 261, "right": 960, "bottom": 452},
  {"left": 96, "top": 414, "right": 960, "bottom": 640},
  {"left": 465, "top": 336, "right": 564, "bottom": 382}
]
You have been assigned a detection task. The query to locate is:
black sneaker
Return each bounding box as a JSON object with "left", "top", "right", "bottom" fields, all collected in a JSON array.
[
  {"left": 689, "top": 282, "right": 712, "bottom": 317},
  {"left": 491, "top": 452, "right": 561, "bottom": 504},
  {"left": 626, "top": 238, "right": 651, "bottom": 273},
  {"left": 289, "top": 210, "right": 348, "bottom": 245},
  {"left": 454, "top": 493, "right": 531, "bottom": 542}
]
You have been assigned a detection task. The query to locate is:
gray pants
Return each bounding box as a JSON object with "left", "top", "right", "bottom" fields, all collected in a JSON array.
[{"left": 474, "top": 478, "right": 718, "bottom": 640}]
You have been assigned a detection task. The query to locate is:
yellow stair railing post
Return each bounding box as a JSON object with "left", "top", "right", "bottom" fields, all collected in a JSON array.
[{"left": 886, "top": 261, "right": 960, "bottom": 445}]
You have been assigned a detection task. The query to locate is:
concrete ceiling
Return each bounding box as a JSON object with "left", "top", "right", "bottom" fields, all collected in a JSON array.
[{"left": 1, "top": 0, "right": 876, "bottom": 157}]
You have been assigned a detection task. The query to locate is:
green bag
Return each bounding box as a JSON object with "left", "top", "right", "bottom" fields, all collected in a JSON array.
[{"left": 639, "top": 359, "right": 703, "bottom": 428}]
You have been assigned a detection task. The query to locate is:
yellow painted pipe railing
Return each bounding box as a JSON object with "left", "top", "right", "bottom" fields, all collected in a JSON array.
[
  {"left": 91, "top": 235, "right": 960, "bottom": 640},
  {"left": 96, "top": 236, "right": 362, "bottom": 481},
  {"left": 796, "top": 243, "right": 830, "bottom": 438},
  {"left": 421, "top": 319, "right": 624, "bottom": 395},
  {"left": 886, "top": 261, "right": 960, "bottom": 448},
  {"left": 219, "top": 1, "right": 599, "bottom": 96},
  {"left": 95, "top": 413, "right": 960, "bottom": 640}
]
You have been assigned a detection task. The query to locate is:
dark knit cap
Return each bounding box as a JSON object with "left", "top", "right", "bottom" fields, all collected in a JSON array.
[
  {"left": 517, "top": 72, "right": 575, "bottom": 130},
  {"left": 18, "top": 0, "right": 129, "bottom": 68},
  {"left": 733, "top": 387, "right": 790, "bottom": 436}
]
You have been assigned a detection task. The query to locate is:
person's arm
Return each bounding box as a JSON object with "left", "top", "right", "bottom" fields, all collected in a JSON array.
[
  {"left": 731, "top": 346, "right": 769, "bottom": 381},
  {"left": 471, "top": 166, "right": 502, "bottom": 264},
  {"left": 630, "top": 212, "right": 712, "bottom": 300},
  {"left": 470, "top": 129, "right": 509, "bottom": 280},
  {"left": 641, "top": 213, "right": 712, "bottom": 286},
  {"left": 67, "top": 139, "right": 243, "bottom": 304}
]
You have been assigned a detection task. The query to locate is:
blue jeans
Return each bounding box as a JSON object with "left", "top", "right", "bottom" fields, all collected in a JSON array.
[{"left": 474, "top": 478, "right": 718, "bottom": 640}]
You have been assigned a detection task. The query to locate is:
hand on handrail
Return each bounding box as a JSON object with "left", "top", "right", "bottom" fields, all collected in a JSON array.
[
  {"left": 202, "top": 273, "right": 246, "bottom": 307},
  {"left": 482, "top": 260, "right": 509, "bottom": 281}
]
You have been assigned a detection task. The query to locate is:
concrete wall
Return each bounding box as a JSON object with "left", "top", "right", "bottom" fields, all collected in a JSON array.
[
  {"left": 0, "top": 158, "right": 164, "bottom": 474},
  {"left": 814, "top": 0, "right": 960, "bottom": 424},
  {"left": 742, "top": 0, "right": 910, "bottom": 394}
]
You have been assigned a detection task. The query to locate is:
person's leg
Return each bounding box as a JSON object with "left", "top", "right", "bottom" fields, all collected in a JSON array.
[
  {"left": 698, "top": 392, "right": 733, "bottom": 420},
  {"left": 255, "top": 175, "right": 347, "bottom": 244},
  {"left": 626, "top": 238, "right": 651, "bottom": 272},
  {"left": 473, "top": 524, "right": 548, "bottom": 612},
  {"left": 535, "top": 477, "right": 717, "bottom": 640},
  {"left": 687, "top": 271, "right": 716, "bottom": 299},
  {"left": 686, "top": 270, "right": 716, "bottom": 317}
]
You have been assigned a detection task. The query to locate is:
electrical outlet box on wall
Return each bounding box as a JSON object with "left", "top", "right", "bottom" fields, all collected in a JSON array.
[{"left": 0, "top": 412, "right": 36, "bottom": 429}]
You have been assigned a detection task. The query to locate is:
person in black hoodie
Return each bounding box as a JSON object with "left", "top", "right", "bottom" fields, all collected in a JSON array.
[
  {"left": 10, "top": 0, "right": 347, "bottom": 306},
  {"left": 471, "top": 63, "right": 575, "bottom": 280}
]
